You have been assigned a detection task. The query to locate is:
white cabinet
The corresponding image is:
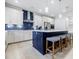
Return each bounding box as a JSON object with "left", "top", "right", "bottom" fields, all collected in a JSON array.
[
  {"left": 23, "top": 30, "right": 32, "bottom": 40},
  {"left": 14, "top": 30, "right": 24, "bottom": 42},
  {"left": 5, "top": 30, "right": 32, "bottom": 43},
  {"left": 5, "top": 7, "right": 23, "bottom": 24},
  {"left": 5, "top": 31, "right": 15, "bottom": 43}
]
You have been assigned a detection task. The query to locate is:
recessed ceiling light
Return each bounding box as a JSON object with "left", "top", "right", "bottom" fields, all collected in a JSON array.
[
  {"left": 45, "top": 7, "right": 48, "bottom": 13},
  {"left": 66, "top": 18, "right": 69, "bottom": 21},
  {"left": 50, "top": 0, "right": 54, "bottom": 4},
  {"left": 15, "top": 0, "right": 18, "bottom": 3},
  {"left": 59, "top": 14, "right": 62, "bottom": 18}
]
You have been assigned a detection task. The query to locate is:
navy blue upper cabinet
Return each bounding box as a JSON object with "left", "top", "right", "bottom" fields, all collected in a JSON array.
[
  {"left": 23, "top": 10, "right": 28, "bottom": 20},
  {"left": 30, "top": 12, "right": 33, "bottom": 20},
  {"left": 23, "top": 10, "right": 33, "bottom": 21},
  {"left": 23, "top": 10, "right": 34, "bottom": 30}
]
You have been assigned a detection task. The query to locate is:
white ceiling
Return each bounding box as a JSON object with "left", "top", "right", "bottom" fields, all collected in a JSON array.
[{"left": 5, "top": 0, "right": 73, "bottom": 17}]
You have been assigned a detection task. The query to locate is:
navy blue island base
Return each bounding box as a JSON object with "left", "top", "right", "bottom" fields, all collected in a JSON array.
[{"left": 32, "top": 30, "right": 68, "bottom": 55}]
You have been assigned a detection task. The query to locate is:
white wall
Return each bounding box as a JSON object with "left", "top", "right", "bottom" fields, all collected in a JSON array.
[
  {"left": 55, "top": 17, "right": 67, "bottom": 30},
  {"left": 33, "top": 14, "right": 43, "bottom": 29},
  {"left": 5, "top": 7, "right": 23, "bottom": 24},
  {"left": 55, "top": 16, "right": 73, "bottom": 33},
  {"left": 67, "top": 17, "right": 73, "bottom": 33}
]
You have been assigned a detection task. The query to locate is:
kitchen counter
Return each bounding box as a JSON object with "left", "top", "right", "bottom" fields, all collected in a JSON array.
[
  {"left": 5, "top": 30, "right": 32, "bottom": 43},
  {"left": 33, "top": 30, "right": 67, "bottom": 32},
  {"left": 32, "top": 30, "right": 68, "bottom": 55}
]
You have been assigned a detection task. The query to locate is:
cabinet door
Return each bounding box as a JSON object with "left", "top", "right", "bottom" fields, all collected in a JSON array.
[
  {"left": 23, "top": 30, "right": 32, "bottom": 40},
  {"left": 6, "top": 31, "right": 15, "bottom": 43},
  {"left": 14, "top": 30, "right": 24, "bottom": 42},
  {"left": 30, "top": 12, "right": 33, "bottom": 20},
  {"left": 37, "top": 32, "right": 43, "bottom": 54},
  {"left": 23, "top": 10, "right": 28, "bottom": 20},
  {"left": 32, "top": 32, "right": 38, "bottom": 48}
]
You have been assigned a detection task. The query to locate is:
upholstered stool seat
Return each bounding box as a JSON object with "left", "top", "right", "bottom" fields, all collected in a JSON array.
[
  {"left": 60, "top": 34, "right": 66, "bottom": 39},
  {"left": 47, "top": 36, "right": 60, "bottom": 42}
]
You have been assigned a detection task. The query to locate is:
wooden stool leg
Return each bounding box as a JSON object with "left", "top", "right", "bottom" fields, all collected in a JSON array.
[
  {"left": 70, "top": 34, "right": 73, "bottom": 46},
  {"left": 69, "top": 39, "right": 72, "bottom": 47},
  {"left": 60, "top": 39, "right": 62, "bottom": 52},
  {"left": 67, "top": 38, "right": 69, "bottom": 47},
  {"left": 52, "top": 42, "right": 54, "bottom": 59},
  {"left": 46, "top": 40, "right": 48, "bottom": 53},
  {"left": 67, "top": 38, "right": 70, "bottom": 46},
  {"left": 59, "top": 40, "right": 61, "bottom": 50},
  {"left": 65, "top": 38, "right": 68, "bottom": 47}
]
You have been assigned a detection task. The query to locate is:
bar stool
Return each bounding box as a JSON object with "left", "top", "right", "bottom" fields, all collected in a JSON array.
[
  {"left": 71, "top": 33, "right": 73, "bottom": 45},
  {"left": 66, "top": 33, "right": 71, "bottom": 46},
  {"left": 46, "top": 36, "right": 61, "bottom": 59},
  {"left": 60, "top": 34, "right": 67, "bottom": 52}
]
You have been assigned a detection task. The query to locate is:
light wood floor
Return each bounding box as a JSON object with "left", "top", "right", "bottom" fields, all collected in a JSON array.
[{"left": 5, "top": 41, "right": 73, "bottom": 59}]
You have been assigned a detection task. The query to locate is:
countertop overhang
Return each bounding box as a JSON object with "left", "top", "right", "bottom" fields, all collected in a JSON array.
[{"left": 33, "top": 30, "right": 67, "bottom": 32}]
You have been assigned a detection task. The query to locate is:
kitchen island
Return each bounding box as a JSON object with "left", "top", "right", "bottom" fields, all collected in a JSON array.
[{"left": 32, "top": 30, "right": 68, "bottom": 55}]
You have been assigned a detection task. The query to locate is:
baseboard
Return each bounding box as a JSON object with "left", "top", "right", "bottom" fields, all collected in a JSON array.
[{"left": 8, "top": 39, "right": 32, "bottom": 45}]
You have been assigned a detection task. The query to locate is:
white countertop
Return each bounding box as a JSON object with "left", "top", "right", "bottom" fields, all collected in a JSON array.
[
  {"left": 5, "top": 30, "right": 68, "bottom": 32},
  {"left": 33, "top": 30, "right": 67, "bottom": 32}
]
